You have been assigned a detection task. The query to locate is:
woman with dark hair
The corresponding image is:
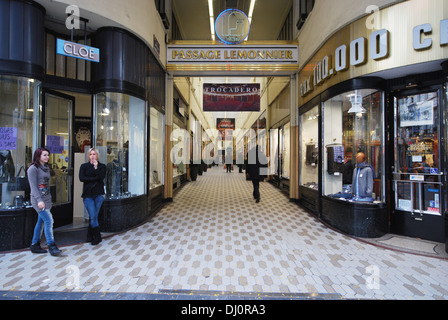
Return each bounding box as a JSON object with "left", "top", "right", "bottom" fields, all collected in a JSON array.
[{"left": 27, "top": 148, "right": 61, "bottom": 256}]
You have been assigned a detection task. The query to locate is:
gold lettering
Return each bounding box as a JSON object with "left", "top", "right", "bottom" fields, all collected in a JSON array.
[
  {"left": 266, "top": 51, "right": 273, "bottom": 59},
  {"left": 279, "top": 51, "right": 285, "bottom": 59},
  {"left": 258, "top": 51, "right": 265, "bottom": 59},
  {"left": 248, "top": 50, "right": 256, "bottom": 59},
  {"left": 238, "top": 51, "right": 247, "bottom": 59},
  {"left": 172, "top": 50, "right": 179, "bottom": 59},
  {"left": 231, "top": 51, "right": 236, "bottom": 59},
  {"left": 285, "top": 50, "right": 293, "bottom": 59}
]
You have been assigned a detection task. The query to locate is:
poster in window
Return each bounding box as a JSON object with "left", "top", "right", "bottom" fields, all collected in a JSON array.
[{"left": 399, "top": 99, "right": 434, "bottom": 127}]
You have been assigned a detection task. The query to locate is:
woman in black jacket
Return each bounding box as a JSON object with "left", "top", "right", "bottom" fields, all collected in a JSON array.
[{"left": 79, "top": 147, "right": 107, "bottom": 245}]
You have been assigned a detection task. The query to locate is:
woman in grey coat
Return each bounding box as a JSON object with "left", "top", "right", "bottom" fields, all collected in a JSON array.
[{"left": 27, "top": 148, "right": 61, "bottom": 256}]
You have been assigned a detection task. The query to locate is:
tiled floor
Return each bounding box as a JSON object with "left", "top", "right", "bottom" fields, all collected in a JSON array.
[{"left": 1, "top": 166, "right": 448, "bottom": 300}]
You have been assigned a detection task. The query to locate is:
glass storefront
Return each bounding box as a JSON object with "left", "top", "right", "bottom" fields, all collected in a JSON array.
[
  {"left": 322, "top": 89, "right": 385, "bottom": 203},
  {"left": 0, "top": 75, "right": 40, "bottom": 210},
  {"left": 269, "top": 128, "right": 278, "bottom": 176},
  {"left": 94, "top": 92, "right": 146, "bottom": 199},
  {"left": 150, "top": 107, "right": 164, "bottom": 189},
  {"left": 172, "top": 123, "right": 186, "bottom": 178},
  {"left": 281, "top": 122, "right": 290, "bottom": 179},
  {"left": 394, "top": 92, "right": 442, "bottom": 216},
  {"left": 300, "top": 106, "right": 319, "bottom": 190}
]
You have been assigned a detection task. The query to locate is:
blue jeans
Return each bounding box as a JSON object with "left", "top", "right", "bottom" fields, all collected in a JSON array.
[
  {"left": 32, "top": 208, "right": 55, "bottom": 245},
  {"left": 83, "top": 195, "right": 105, "bottom": 228}
]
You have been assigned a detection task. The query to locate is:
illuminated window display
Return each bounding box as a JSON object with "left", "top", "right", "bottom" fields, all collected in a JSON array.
[
  {"left": 300, "top": 106, "right": 319, "bottom": 190},
  {"left": 322, "top": 89, "right": 385, "bottom": 203},
  {"left": 94, "top": 92, "right": 146, "bottom": 199},
  {"left": 172, "top": 123, "right": 186, "bottom": 177},
  {"left": 150, "top": 107, "right": 164, "bottom": 189},
  {"left": 0, "top": 75, "right": 39, "bottom": 210}
]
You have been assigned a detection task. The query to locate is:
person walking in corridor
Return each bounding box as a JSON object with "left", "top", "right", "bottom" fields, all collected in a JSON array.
[
  {"left": 79, "top": 147, "right": 107, "bottom": 245},
  {"left": 28, "top": 147, "right": 61, "bottom": 256},
  {"left": 245, "top": 144, "right": 268, "bottom": 203}
]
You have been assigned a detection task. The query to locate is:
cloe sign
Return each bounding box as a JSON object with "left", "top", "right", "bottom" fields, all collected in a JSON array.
[{"left": 57, "top": 39, "right": 100, "bottom": 63}]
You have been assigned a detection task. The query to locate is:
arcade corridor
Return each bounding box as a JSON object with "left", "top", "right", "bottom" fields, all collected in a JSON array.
[{"left": 1, "top": 166, "right": 447, "bottom": 300}]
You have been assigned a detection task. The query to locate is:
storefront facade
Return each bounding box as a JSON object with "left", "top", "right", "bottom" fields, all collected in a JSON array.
[
  {"left": 298, "top": 0, "right": 447, "bottom": 249},
  {"left": 0, "top": 0, "right": 167, "bottom": 251}
]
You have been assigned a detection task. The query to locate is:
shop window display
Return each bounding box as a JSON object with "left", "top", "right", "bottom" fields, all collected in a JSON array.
[
  {"left": 150, "top": 107, "right": 164, "bottom": 189},
  {"left": 300, "top": 107, "right": 319, "bottom": 190},
  {"left": 94, "top": 92, "right": 146, "bottom": 199},
  {"left": 322, "top": 89, "right": 384, "bottom": 203},
  {"left": 281, "top": 122, "right": 290, "bottom": 179},
  {"left": 394, "top": 91, "right": 442, "bottom": 215},
  {"left": 0, "top": 75, "right": 39, "bottom": 210},
  {"left": 172, "top": 123, "right": 186, "bottom": 177}
]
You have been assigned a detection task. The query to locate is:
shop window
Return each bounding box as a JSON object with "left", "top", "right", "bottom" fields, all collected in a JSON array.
[
  {"left": 94, "top": 92, "right": 146, "bottom": 199},
  {"left": 281, "top": 123, "right": 291, "bottom": 179},
  {"left": 300, "top": 106, "right": 319, "bottom": 190},
  {"left": 0, "top": 75, "right": 40, "bottom": 210},
  {"left": 322, "top": 89, "right": 384, "bottom": 203},
  {"left": 150, "top": 107, "right": 164, "bottom": 189},
  {"left": 172, "top": 123, "right": 185, "bottom": 177},
  {"left": 269, "top": 128, "right": 279, "bottom": 175},
  {"left": 394, "top": 92, "right": 442, "bottom": 215}
]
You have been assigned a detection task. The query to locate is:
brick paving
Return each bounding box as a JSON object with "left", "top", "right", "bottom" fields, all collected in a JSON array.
[{"left": 0, "top": 166, "right": 447, "bottom": 300}]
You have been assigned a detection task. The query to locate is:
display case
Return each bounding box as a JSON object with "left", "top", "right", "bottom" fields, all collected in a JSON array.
[
  {"left": 150, "top": 107, "right": 164, "bottom": 190},
  {"left": 0, "top": 75, "right": 40, "bottom": 251},
  {"left": 94, "top": 92, "right": 146, "bottom": 200},
  {"left": 322, "top": 89, "right": 385, "bottom": 203},
  {"left": 0, "top": 75, "right": 40, "bottom": 210},
  {"left": 172, "top": 123, "right": 186, "bottom": 178},
  {"left": 299, "top": 106, "right": 319, "bottom": 213},
  {"left": 320, "top": 88, "right": 387, "bottom": 238}
]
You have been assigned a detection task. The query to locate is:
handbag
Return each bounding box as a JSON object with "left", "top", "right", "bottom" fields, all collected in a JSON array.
[{"left": 7, "top": 166, "right": 30, "bottom": 192}]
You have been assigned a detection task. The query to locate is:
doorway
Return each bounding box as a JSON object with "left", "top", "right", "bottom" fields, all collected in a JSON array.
[
  {"left": 391, "top": 88, "right": 445, "bottom": 242},
  {"left": 42, "top": 89, "right": 75, "bottom": 228}
]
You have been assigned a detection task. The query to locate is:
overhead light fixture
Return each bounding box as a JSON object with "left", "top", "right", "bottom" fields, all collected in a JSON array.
[
  {"left": 348, "top": 90, "right": 366, "bottom": 114},
  {"left": 245, "top": 0, "right": 256, "bottom": 41},
  {"left": 208, "top": 0, "right": 215, "bottom": 41}
]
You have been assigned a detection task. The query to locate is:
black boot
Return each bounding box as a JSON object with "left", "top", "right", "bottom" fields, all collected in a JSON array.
[
  {"left": 30, "top": 242, "right": 47, "bottom": 254},
  {"left": 48, "top": 243, "right": 62, "bottom": 256},
  {"left": 86, "top": 225, "right": 93, "bottom": 243},
  {"left": 91, "top": 227, "right": 102, "bottom": 245}
]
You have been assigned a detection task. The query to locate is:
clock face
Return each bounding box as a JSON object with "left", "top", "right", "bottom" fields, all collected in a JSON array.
[{"left": 75, "top": 127, "right": 91, "bottom": 147}]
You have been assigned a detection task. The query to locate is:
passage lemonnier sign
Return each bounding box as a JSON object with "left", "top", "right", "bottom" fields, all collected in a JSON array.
[{"left": 167, "top": 42, "right": 299, "bottom": 75}]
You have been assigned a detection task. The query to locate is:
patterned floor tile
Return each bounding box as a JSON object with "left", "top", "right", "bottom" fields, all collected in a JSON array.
[{"left": 0, "top": 166, "right": 447, "bottom": 300}]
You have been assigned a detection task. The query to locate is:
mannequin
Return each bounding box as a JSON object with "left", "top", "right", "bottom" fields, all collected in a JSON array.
[{"left": 352, "top": 152, "right": 374, "bottom": 200}]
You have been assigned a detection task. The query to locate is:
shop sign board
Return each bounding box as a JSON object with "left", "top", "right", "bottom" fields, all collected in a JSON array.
[
  {"left": 298, "top": 0, "right": 448, "bottom": 104},
  {"left": 168, "top": 44, "right": 298, "bottom": 64},
  {"left": 203, "top": 83, "right": 260, "bottom": 112},
  {"left": 57, "top": 39, "right": 100, "bottom": 63}
]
